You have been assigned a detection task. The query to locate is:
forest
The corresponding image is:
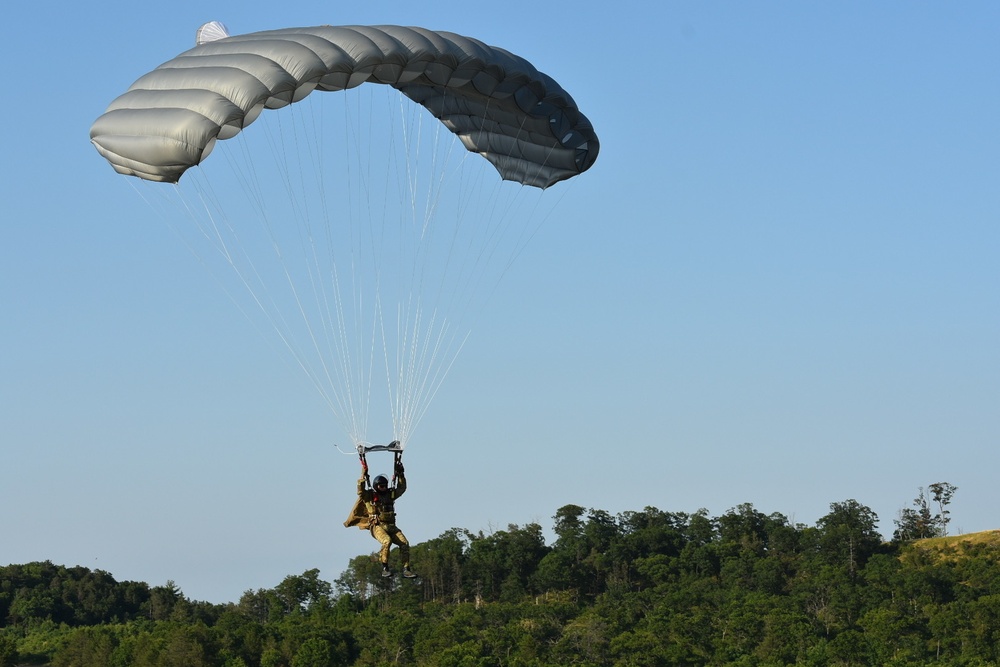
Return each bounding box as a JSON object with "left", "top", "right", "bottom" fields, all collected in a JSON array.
[{"left": 2, "top": 489, "right": 999, "bottom": 667}]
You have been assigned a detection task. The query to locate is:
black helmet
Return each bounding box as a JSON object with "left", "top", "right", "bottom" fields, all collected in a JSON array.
[{"left": 373, "top": 475, "right": 389, "bottom": 489}]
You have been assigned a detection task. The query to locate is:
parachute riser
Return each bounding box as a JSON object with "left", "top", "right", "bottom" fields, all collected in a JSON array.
[
  {"left": 358, "top": 440, "right": 403, "bottom": 454},
  {"left": 357, "top": 440, "right": 403, "bottom": 488}
]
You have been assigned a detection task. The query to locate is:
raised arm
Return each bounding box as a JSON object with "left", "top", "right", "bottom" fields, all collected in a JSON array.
[
  {"left": 358, "top": 455, "right": 370, "bottom": 496},
  {"left": 393, "top": 453, "right": 407, "bottom": 496}
]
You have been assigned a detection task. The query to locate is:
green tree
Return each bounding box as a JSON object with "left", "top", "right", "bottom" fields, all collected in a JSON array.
[
  {"left": 608, "top": 627, "right": 668, "bottom": 667},
  {"left": 409, "top": 528, "right": 469, "bottom": 603},
  {"left": 260, "top": 647, "right": 284, "bottom": 667},
  {"left": 756, "top": 602, "right": 813, "bottom": 664},
  {"left": 53, "top": 626, "right": 118, "bottom": 667},
  {"left": 14, "top": 494, "right": 1000, "bottom": 667},
  {"left": 894, "top": 483, "right": 958, "bottom": 542},
  {"left": 0, "top": 633, "right": 17, "bottom": 667},
  {"left": 536, "top": 505, "right": 588, "bottom": 594},
  {"left": 292, "top": 637, "right": 332, "bottom": 667},
  {"left": 894, "top": 488, "right": 936, "bottom": 541},
  {"left": 815, "top": 499, "right": 882, "bottom": 574},
  {"left": 274, "top": 570, "right": 333, "bottom": 615},
  {"left": 827, "top": 628, "right": 869, "bottom": 665},
  {"left": 929, "top": 482, "right": 958, "bottom": 536},
  {"left": 465, "top": 523, "right": 548, "bottom": 601},
  {"left": 553, "top": 610, "right": 610, "bottom": 666},
  {"left": 148, "top": 581, "right": 182, "bottom": 621},
  {"left": 159, "top": 623, "right": 214, "bottom": 667},
  {"left": 677, "top": 509, "right": 720, "bottom": 580},
  {"left": 412, "top": 603, "right": 482, "bottom": 662},
  {"left": 215, "top": 609, "right": 269, "bottom": 666}
]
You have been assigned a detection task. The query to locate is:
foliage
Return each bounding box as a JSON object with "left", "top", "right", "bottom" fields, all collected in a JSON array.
[
  {"left": 6, "top": 486, "right": 1000, "bottom": 666},
  {"left": 893, "top": 483, "right": 959, "bottom": 542}
]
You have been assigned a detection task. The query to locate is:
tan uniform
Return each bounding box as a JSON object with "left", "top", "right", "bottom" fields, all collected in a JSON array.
[{"left": 344, "top": 472, "right": 410, "bottom": 568}]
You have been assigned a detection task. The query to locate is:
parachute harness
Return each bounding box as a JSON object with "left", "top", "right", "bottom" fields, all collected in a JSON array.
[{"left": 359, "top": 441, "right": 403, "bottom": 528}]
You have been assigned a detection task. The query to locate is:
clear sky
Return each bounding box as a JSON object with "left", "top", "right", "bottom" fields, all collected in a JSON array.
[{"left": 3, "top": 2, "right": 998, "bottom": 604}]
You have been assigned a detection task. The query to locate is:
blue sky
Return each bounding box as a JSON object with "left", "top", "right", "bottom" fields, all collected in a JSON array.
[{"left": 2, "top": 2, "right": 998, "bottom": 604}]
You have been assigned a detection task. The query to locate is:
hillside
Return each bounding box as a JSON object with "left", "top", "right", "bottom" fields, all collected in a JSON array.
[
  {"left": 916, "top": 529, "right": 1000, "bottom": 549},
  {"left": 2, "top": 504, "right": 1000, "bottom": 666},
  {"left": 907, "top": 529, "right": 1000, "bottom": 562}
]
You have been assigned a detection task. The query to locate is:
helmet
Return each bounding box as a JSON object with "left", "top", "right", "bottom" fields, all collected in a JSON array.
[{"left": 373, "top": 475, "right": 389, "bottom": 490}]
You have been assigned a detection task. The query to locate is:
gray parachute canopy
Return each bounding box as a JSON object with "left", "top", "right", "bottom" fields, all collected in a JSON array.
[{"left": 90, "top": 24, "right": 599, "bottom": 189}]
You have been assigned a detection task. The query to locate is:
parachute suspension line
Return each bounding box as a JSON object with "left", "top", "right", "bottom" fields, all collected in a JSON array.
[
  {"left": 149, "top": 162, "right": 350, "bottom": 426},
  {"left": 182, "top": 161, "right": 318, "bottom": 373},
  {"left": 308, "top": 96, "right": 377, "bottom": 448},
  {"left": 327, "top": 90, "right": 364, "bottom": 448},
  {"left": 294, "top": 96, "right": 365, "bottom": 440},
  {"left": 167, "top": 103, "right": 375, "bottom": 448},
  {"left": 365, "top": 88, "right": 397, "bottom": 448},
  {"left": 95, "top": 26, "right": 600, "bottom": 456},
  {"left": 134, "top": 174, "right": 341, "bottom": 418},
  {"left": 359, "top": 85, "right": 552, "bottom": 447},
  {"left": 246, "top": 114, "right": 367, "bottom": 436},
  {"left": 402, "top": 103, "right": 482, "bottom": 442},
  {"left": 358, "top": 89, "right": 403, "bottom": 446},
  {"left": 318, "top": 97, "right": 377, "bottom": 451},
  {"left": 388, "top": 88, "right": 481, "bottom": 446},
  {"left": 271, "top": 100, "right": 371, "bottom": 443},
  {"left": 457, "top": 95, "right": 577, "bottom": 304},
  {"left": 386, "top": 87, "right": 417, "bottom": 445},
  {"left": 366, "top": 87, "right": 403, "bottom": 447},
  {"left": 126, "top": 177, "right": 275, "bottom": 343},
  {"left": 145, "top": 88, "right": 567, "bottom": 453},
  {"left": 395, "top": 91, "right": 435, "bottom": 446},
  {"left": 344, "top": 86, "right": 395, "bottom": 448},
  {"left": 323, "top": 90, "right": 385, "bottom": 448},
  {"left": 211, "top": 134, "right": 360, "bottom": 429},
  {"left": 435, "top": 95, "right": 533, "bottom": 325}
]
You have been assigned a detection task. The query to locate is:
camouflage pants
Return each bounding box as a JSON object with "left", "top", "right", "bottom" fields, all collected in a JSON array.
[{"left": 370, "top": 524, "right": 410, "bottom": 566}]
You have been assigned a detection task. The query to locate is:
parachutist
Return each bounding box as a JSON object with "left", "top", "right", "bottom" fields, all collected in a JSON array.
[{"left": 344, "top": 450, "right": 417, "bottom": 579}]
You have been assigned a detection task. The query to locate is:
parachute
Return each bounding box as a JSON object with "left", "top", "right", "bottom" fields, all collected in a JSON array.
[
  {"left": 90, "top": 24, "right": 598, "bottom": 188},
  {"left": 90, "top": 24, "right": 599, "bottom": 451}
]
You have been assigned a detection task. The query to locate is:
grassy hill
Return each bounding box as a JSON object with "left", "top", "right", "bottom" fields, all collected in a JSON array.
[{"left": 908, "top": 529, "right": 1000, "bottom": 561}]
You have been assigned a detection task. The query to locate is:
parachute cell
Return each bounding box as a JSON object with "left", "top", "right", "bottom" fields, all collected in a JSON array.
[{"left": 89, "top": 25, "right": 599, "bottom": 188}]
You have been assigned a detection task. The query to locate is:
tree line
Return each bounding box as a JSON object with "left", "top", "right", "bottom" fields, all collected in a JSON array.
[{"left": 3, "top": 486, "right": 998, "bottom": 666}]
